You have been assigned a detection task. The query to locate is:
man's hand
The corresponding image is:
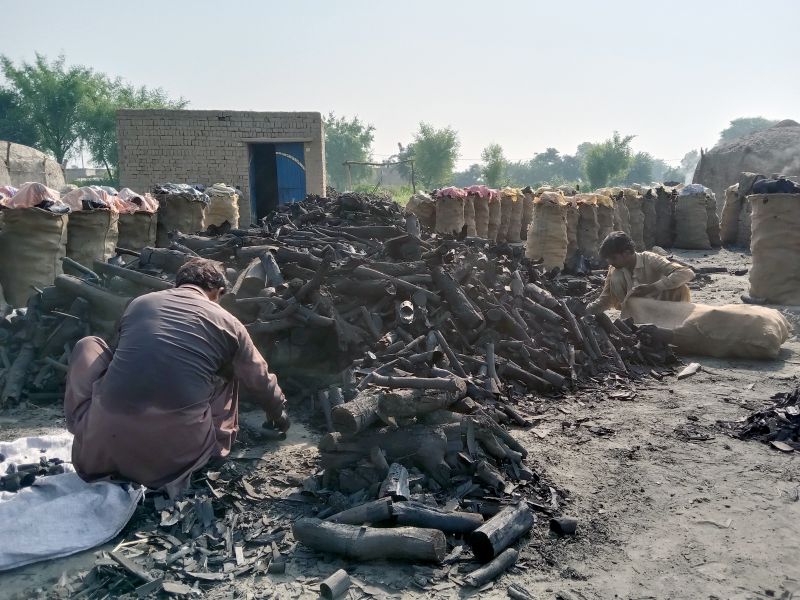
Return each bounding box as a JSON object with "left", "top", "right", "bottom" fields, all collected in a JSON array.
[
  {"left": 629, "top": 283, "right": 658, "bottom": 298},
  {"left": 268, "top": 409, "right": 291, "bottom": 433}
]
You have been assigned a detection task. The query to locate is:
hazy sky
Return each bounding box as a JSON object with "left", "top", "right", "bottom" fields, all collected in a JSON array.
[{"left": 2, "top": 0, "right": 798, "bottom": 167}]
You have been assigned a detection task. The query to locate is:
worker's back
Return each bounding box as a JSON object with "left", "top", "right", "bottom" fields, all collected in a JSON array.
[{"left": 99, "top": 286, "right": 239, "bottom": 412}]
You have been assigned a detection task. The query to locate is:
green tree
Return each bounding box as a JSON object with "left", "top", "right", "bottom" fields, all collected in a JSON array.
[
  {"left": 584, "top": 132, "right": 635, "bottom": 189},
  {"left": 662, "top": 166, "right": 684, "bottom": 183},
  {"left": 453, "top": 164, "right": 482, "bottom": 187},
  {"left": 480, "top": 144, "right": 506, "bottom": 188},
  {"left": 717, "top": 117, "right": 778, "bottom": 145},
  {"left": 401, "top": 123, "right": 460, "bottom": 188},
  {"left": 624, "top": 152, "right": 654, "bottom": 185},
  {"left": 323, "top": 113, "right": 375, "bottom": 190},
  {"left": 0, "top": 88, "right": 39, "bottom": 147},
  {"left": 81, "top": 79, "right": 186, "bottom": 179},
  {"left": 0, "top": 54, "right": 99, "bottom": 164}
]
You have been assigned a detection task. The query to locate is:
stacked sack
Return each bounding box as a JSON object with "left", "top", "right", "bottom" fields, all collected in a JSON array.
[
  {"left": 622, "top": 188, "right": 645, "bottom": 251},
  {"left": 498, "top": 187, "right": 524, "bottom": 243},
  {"left": 673, "top": 184, "right": 714, "bottom": 250},
  {"left": 116, "top": 188, "right": 159, "bottom": 251},
  {"left": 718, "top": 172, "right": 766, "bottom": 249},
  {"left": 61, "top": 186, "right": 121, "bottom": 269},
  {"left": 465, "top": 185, "right": 492, "bottom": 238},
  {"left": 487, "top": 189, "right": 502, "bottom": 241},
  {"left": 748, "top": 177, "right": 800, "bottom": 304},
  {"left": 642, "top": 189, "right": 657, "bottom": 249},
  {"left": 433, "top": 187, "right": 466, "bottom": 235},
  {"left": 153, "top": 183, "right": 209, "bottom": 247},
  {"left": 520, "top": 186, "right": 535, "bottom": 240},
  {"left": 654, "top": 185, "right": 677, "bottom": 248},
  {"left": 405, "top": 192, "right": 436, "bottom": 230},
  {"left": 526, "top": 190, "right": 568, "bottom": 270},
  {"left": 595, "top": 192, "right": 616, "bottom": 243},
  {"left": 206, "top": 183, "right": 240, "bottom": 229},
  {"left": 576, "top": 194, "right": 601, "bottom": 259},
  {"left": 0, "top": 183, "right": 69, "bottom": 307}
]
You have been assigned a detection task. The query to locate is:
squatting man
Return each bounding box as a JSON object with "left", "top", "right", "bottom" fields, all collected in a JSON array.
[
  {"left": 64, "top": 258, "right": 290, "bottom": 498},
  {"left": 587, "top": 231, "right": 694, "bottom": 315}
]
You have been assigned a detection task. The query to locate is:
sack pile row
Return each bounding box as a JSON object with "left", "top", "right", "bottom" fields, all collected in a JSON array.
[
  {"left": 407, "top": 183, "right": 722, "bottom": 271},
  {"left": 0, "top": 182, "right": 240, "bottom": 308}
]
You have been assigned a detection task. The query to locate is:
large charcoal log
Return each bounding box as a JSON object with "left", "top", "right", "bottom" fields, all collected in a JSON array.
[
  {"left": 1, "top": 343, "right": 35, "bottom": 407},
  {"left": 392, "top": 501, "right": 484, "bottom": 534},
  {"left": 352, "top": 265, "right": 439, "bottom": 305},
  {"left": 275, "top": 247, "right": 323, "bottom": 270},
  {"left": 368, "top": 261, "right": 428, "bottom": 277},
  {"left": 260, "top": 252, "right": 284, "bottom": 286},
  {"left": 92, "top": 260, "right": 173, "bottom": 291},
  {"left": 430, "top": 266, "right": 484, "bottom": 330},
  {"left": 230, "top": 257, "right": 267, "bottom": 299},
  {"left": 139, "top": 246, "right": 193, "bottom": 273},
  {"left": 369, "top": 374, "right": 467, "bottom": 396},
  {"left": 292, "top": 518, "right": 446, "bottom": 563},
  {"left": 468, "top": 503, "right": 535, "bottom": 562},
  {"left": 335, "top": 279, "right": 397, "bottom": 299},
  {"left": 331, "top": 389, "right": 381, "bottom": 435},
  {"left": 320, "top": 569, "right": 351, "bottom": 600},
  {"left": 324, "top": 498, "right": 393, "bottom": 525},
  {"left": 377, "top": 387, "right": 464, "bottom": 419},
  {"left": 54, "top": 275, "right": 131, "bottom": 320},
  {"left": 379, "top": 463, "right": 410, "bottom": 500}
]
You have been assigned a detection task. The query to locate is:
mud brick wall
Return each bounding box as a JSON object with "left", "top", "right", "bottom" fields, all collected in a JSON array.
[{"left": 117, "top": 110, "right": 326, "bottom": 225}]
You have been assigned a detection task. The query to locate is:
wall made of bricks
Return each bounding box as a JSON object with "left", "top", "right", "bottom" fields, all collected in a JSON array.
[{"left": 117, "top": 110, "right": 326, "bottom": 225}]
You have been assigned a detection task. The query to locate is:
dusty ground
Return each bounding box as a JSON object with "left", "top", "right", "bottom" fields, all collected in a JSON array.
[{"left": 1, "top": 248, "right": 799, "bottom": 599}]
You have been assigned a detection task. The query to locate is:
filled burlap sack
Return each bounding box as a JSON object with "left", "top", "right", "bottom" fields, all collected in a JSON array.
[
  {"left": 625, "top": 297, "right": 790, "bottom": 359},
  {"left": 642, "top": 193, "right": 657, "bottom": 249},
  {"left": 565, "top": 199, "right": 579, "bottom": 261},
  {"left": 525, "top": 192, "right": 567, "bottom": 270},
  {"left": 435, "top": 196, "right": 465, "bottom": 235},
  {"left": 520, "top": 190, "right": 535, "bottom": 240},
  {"left": 497, "top": 190, "right": 514, "bottom": 243},
  {"left": 705, "top": 194, "right": 721, "bottom": 248},
  {"left": 487, "top": 196, "right": 501, "bottom": 242},
  {"left": 472, "top": 195, "right": 490, "bottom": 238},
  {"left": 673, "top": 193, "right": 711, "bottom": 249},
  {"left": 719, "top": 184, "right": 741, "bottom": 245},
  {"left": 596, "top": 195, "right": 615, "bottom": 244},
  {"left": 206, "top": 184, "right": 240, "bottom": 229},
  {"left": 623, "top": 193, "right": 645, "bottom": 251},
  {"left": 0, "top": 208, "right": 68, "bottom": 307},
  {"left": 613, "top": 193, "right": 631, "bottom": 234},
  {"left": 748, "top": 193, "right": 800, "bottom": 304},
  {"left": 508, "top": 191, "right": 524, "bottom": 243},
  {"left": 654, "top": 187, "right": 676, "bottom": 248},
  {"left": 463, "top": 195, "right": 477, "bottom": 237},
  {"left": 405, "top": 192, "right": 436, "bottom": 229},
  {"left": 118, "top": 212, "right": 158, "bottom": 252},
  {"left": 737, "top": 198, "right": 752, "bottom": 249},
  {"left": 66, "top": 209, "right": 120, "bottom": 269},
  {"left": 156, "top": 194, "right": 207, "bottom": 247},
  {"left": 577, "top": 199, "right": 599, "bottom": 258}
]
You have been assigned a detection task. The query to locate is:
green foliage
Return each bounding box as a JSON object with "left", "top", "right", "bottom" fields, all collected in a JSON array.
[
  {"left": 0, "top": 87, "right": 39, "bottom": 147},
  {"left": 717, "top": 117, "right": 778, "bottom": 146},
  {"left": 623, "top": 152, "right": 654, "bottom": 185},
  {"left": 480, "top": 144, "right": 506, "bottom": 188},
  {"left": 584, "top": 132, "right": 635, "bottom": 189},
  {"left": 662, "top": 167, "right": 684, "bottom": 183},
  {"left": 400, "top": 123, "right": 460, "bottom": 188},
  {"left": 81, "top": 80, "right": 186, "bottom": 180},
  {"left": 0, "top": 54, "right": 98, "bottom": 163},
  {"left": 453, "top": 164, "right": 482, "bottom": 187},
  {"left": 323, "top": 113, "right": 375, "bottom": 190}
]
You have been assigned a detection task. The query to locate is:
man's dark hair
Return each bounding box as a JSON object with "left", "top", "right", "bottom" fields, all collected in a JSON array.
[
  {"left": 176, "top": 258, "right": 228, "bottom": 292},
  {"left": 599, "top": 231, "right": 635, "bottom": 259}
]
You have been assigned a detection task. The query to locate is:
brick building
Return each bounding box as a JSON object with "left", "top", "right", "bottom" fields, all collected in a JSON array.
[{"left": 117, "top": 110, "right": 326, "bottom": 224}]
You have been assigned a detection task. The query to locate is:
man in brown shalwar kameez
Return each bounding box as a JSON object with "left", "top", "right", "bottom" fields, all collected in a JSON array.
[{"left": 65, "top": 258, "right": 288, "bottom": 498}]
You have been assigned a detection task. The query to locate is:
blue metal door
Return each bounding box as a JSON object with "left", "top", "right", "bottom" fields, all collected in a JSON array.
[{"left": 274, "top": 143, "right": 306, "bottom": 204}]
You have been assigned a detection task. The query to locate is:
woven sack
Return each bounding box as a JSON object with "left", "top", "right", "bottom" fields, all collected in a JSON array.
[
  {"left": 118, "top": 212, "right": 158, "bottom": 252},
  {"left": 434, "top": 196, "right": 465, "bottom": 235},
  {"left": 487, "top": 198, "right": 501, "bottom": 241},
  {"left": 748, "top": 193, "right": 800, "bottom": 304},
  {"left": 577, "top": 200, "right": 599, "bottom": 258},
  {"left": 719, "top": 184, "right": 741, "bottom": 245},
  {"left": 520, "top": 191, "right": 535, "bottom": 240},
  {"left": 67, "top": 209, "right": 120, "bottom": 268},
  {"left": 525, "top": 193, "right": 567, "bottom": 270},
  {"left": 473, "top": 195, "right": 490, "bottom": 238},
  {"left": 463, "top": 195, "right": 477, "bottom": 237},
  {"left": 673, "top": 194, "right": 710, "bottom": 249},
  {"left": 156, "top": 194, "right": 207, "bottom": 247},
  {"left": 705, "top": 194, "right": 721, "bottom": 248}
]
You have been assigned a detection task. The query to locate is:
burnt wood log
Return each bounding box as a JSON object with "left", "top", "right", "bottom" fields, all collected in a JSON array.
[
  {"left": 392, "top": 501, "right": 484, "bottom": 534},
  {"left": 324, "top": 498, "right": 393, "bottom": 525},
  {"left": 468, "top": 503, "right": 535, "bottom": 562},
  {"left": 430, "top": 266, "right": 484, "bottom": 330},
  {"left": 1, "top": 343, "right": 35, "bottom": 407},
  {"left": 524, "top": 282, "right": 559, "bottom": 310},
  {"left": 92, "top": 260, "right": 172, "bottom": 291},
  {"left": 379, "top": 463, "right": 410, "bottom": 500},
  {"left": 320, "top": 569, "right": 351, "bottom": 600},
  {"left": 260, "top": 252, "right": 284, "bottom": 286},
  {"left": 230, "top": 257, "right": 267, "bottom": 299},
  {"left": 352, "top": 265, "right": 440, "bottom": 305},
  {"left": 517, "top": 296, "right": 565, "bottom": 325},
  {"left": 54, "top": 275, "right": 131, "bottom": 320},
  {"left": 464, "top": 548, "right": 519, "bottom": 587},
  {"left": 275, "top": 247, "right": 323, "bottom": 270},
  {"left": 367, "top": 261, "right": 427, "bottom": 278},
  {"left": 331, "top": 389, "right": 381, "bottom": 435},
  {"left": 369, "top": 374, "right": 467, "bottom": 396},
  {"left": 292, "top": 518, "right": 446, "bottom": 563},
  {"left": 139, "top": 247, "right": 192, "bottom": 273},
  {"left": 377, "top": 388, "right": 464, "bottom": 419},
  {"left": 335, "top": 279, "right": 397, "bottom": 299},
  {"left": 432, "top": 329, "right": 467, "bottom": 377},
  {"left": 497, "top": 362, "right": 551, "bottom": 392},
  {"left": 337, "top": 225, "right": 405, "bottom": 239}
]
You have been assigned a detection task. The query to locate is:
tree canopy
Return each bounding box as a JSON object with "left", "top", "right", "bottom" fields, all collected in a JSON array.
[
  {"left": 323, "top": 113, "right": 375, "bottom": 190},
  {"left": 0, "top": 53, "right": 185, "bottom": 179},
  {"left": 399, "top": 123, "right": 460, "bottom": 188},
  {"left": 584, "top": 132, "right": 635, "bottom": 189},
  {"left": 480, "top": 144, "right": 506, "bottom": 188}
]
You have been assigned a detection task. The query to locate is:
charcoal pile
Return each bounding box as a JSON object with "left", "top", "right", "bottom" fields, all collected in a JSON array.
[
  {"left": 722, "top": 386, "right": 800, "bottom": 453},
  {"left": 0, "top": 189, "right": 682, "bottom": 591}
]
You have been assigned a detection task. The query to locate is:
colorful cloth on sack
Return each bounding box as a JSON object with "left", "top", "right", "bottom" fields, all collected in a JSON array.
[
  {"left": 465, "top": 185, "right": 492, "bottom": 198},
  {"left": 60, "top": 186, "right": 116, "bottom": 212},
  {"left": 0, "top": 182, "right": 67, "bottom": 211},
  {"left": 435, "top": 186, "right": 467, "bottom": 199},
  {"left": 501, "top": 187, "right": 521, "bottom": 200},
  {"left": 114, "top": 188, "right": 159, "bottom": 214}
]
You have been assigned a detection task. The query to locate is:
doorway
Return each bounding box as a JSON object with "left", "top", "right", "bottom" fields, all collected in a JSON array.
[{"left": 248, "top": 142, "right": 307, "bottom": 222}]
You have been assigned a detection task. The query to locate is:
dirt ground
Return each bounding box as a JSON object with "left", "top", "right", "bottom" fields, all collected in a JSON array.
[{"left": 1, "top": 248, "right": 799, "bottom": 600}]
